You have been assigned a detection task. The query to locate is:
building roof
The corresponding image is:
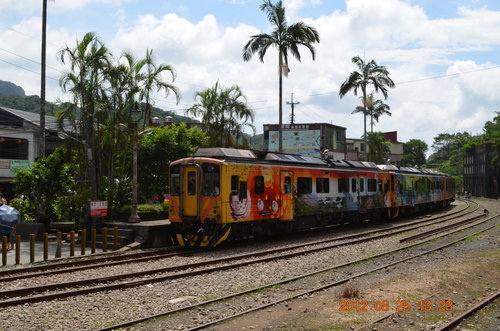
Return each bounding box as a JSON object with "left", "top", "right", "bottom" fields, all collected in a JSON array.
[{"left": 0, "top": 106, "right": 72, "bottom": 132}]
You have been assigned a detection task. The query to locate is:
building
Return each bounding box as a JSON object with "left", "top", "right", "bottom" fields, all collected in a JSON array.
[
  {"left": 262, "top": 123, "right": 346, "bottom": 160},
  {"left": 346, "top": 131, "right": 404, "bottom": 163},
  {"left": 464, "top": 143, "right": 499, "bottom": 198},
  {"left": 0, "top": 106, "right": 65, "bottom": 199}
]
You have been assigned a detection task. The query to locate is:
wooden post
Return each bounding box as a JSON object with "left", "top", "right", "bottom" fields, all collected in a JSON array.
[
  {"left": 56, "top": 232, "right": 62, "bottom": 258},
  {"left": 1, "top": 236, "right": 7, "bottom": 266},
  {"left": 69, "top": 230, "right": 75, "bottom": 257},
  {"left": 15, "top": 235, "right": 20, "bottom": 265},
  {"left": 80, "top": 229, "right": 86, "bottom": 255},
  {"left": 30, "top": 234, "right": 35, "bottom": 263},
  {"left": 113, "top": 226, "right": 118, "bottom": 251},
  {"left": 102, "top": 227, "right": 108, "bottom": 252},
  {"left": 91, "top": 228, "right": 96, "bottom": 254},
  {"left": 43, "top": 233, "right": 48, "bottom": 261}
]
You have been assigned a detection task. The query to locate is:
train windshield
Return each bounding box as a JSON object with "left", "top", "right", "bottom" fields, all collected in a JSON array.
[
  {"left": 170, "top": 164, "right": 180, "bottom": 196},
  {"left": 201, "top": 163, "right": 220, "bottom": 196}
]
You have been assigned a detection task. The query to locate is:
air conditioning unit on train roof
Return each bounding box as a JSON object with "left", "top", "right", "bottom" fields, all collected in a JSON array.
[{"left": 194, "top": 148, "right": 257, "bottom": 160}]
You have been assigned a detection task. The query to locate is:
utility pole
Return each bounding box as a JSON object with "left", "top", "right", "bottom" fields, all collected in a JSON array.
[
  {"left": 39, "top": 0, "right": 47, "bottom": 158},
  {"left": 286, "top": 93, "right": 299, "bottom": 124}
]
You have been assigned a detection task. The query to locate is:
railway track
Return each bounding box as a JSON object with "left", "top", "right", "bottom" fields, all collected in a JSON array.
[
  {"left": 0, "top": 201, "right": 487, "bottom": 309},
  {"left": 100, "top": 212, "right": 498, "bottom": 330},
  {"left": 0, "top": 199, "right": 474, "bottom": 282}
]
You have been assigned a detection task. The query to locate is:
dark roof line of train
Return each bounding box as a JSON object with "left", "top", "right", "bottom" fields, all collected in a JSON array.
[{"left": 193, "top": 148, "right": 451, "bottom": 177}]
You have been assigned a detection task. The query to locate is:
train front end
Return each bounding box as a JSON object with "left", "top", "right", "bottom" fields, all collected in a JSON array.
[{"left": 168, "top": 155, "right": 230, "bottom": 247}]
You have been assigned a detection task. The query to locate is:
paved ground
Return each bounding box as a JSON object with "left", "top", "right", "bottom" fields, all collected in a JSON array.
[{"left": 1, "top": 238, "right": 115, "bottom": 266}]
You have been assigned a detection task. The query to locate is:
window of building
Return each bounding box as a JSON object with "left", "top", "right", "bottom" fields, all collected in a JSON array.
[
  {"left": 316, "top": 178, "right": 329, "bottom": 193},
  {"left": 0, "top": 137, "right": 29, "bottom": 160},
  {"left": 360, "top": 143, "right": 366, "bottom": 152},
  {"left": 359, "top": 178, "right": 365, "bottom": 192},
  {"left": 297, "top": 177, "right": 312, "bottom": 194}
]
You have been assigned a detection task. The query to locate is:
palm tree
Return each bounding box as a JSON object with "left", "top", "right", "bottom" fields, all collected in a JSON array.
[
  {"left": 242, "top": 0, "right": 319, "bottom": 152},
  {"left": 339, "top": 56, "right": 395, "bottom": 160},
  {"left": 187, "top": 82, "right": 254, "bottom": 147},
  {"left": 353, "top": 93, "right": 391, "bottom": 133},
  {"left": 58, "top": 32, "right": 111, "bottom": 202},
  {"left": 370, "top": 99, "right": 391, "bottom": 132}
]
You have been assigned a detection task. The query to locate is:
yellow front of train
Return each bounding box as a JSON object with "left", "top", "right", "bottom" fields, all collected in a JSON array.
[{"left": 168, "top": 156, "right": 231, "bottom": 247}]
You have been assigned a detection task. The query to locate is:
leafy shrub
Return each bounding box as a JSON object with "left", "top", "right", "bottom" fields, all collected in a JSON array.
[{"left": 9, "top": 198, "right": 35, "bottom": 223}]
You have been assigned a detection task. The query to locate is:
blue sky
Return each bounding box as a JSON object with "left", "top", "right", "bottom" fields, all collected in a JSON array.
[{"left": 1, "top": 0, "right": 500, "bottom": 152}]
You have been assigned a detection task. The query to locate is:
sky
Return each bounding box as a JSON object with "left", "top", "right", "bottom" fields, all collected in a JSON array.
[{"left": 1, "top": 0, "right": 500, "bottom": 153}]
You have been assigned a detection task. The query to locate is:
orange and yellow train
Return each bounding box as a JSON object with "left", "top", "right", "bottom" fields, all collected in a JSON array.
[{"left": 168, "top": 148, "right": 455, "bottom": 247}]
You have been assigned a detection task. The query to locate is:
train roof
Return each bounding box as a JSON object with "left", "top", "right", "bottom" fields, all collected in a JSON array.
[{"left": 191, "top": 148, "right": 451, "bottom": 177}]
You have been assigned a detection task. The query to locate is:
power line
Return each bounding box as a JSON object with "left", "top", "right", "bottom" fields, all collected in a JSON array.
[
  {"left": 0, "top": 47, "right": 63, "bottom": 73},
  {"left": 0, "top": 57, "right": 59, "bottom": 81}
]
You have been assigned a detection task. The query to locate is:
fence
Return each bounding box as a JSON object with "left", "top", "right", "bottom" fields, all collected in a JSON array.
[{"left": 1, "top": 226, "right": 121, "bottom": 266}]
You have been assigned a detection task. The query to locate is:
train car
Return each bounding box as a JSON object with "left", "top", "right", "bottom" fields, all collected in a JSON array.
[{"left": 168, "top": 148, "right": 455, "bottom": 247}]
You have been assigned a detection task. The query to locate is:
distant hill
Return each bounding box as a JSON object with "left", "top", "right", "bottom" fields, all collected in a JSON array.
[
  {"left": 0, "top": 80, "right": 198, "bottom": 123},
  {"left": 0, "top": 80, "right": 25, "bottom": 97}
]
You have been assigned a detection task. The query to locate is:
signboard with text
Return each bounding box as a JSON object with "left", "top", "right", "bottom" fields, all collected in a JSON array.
[{"left": 90, "top": 201, "right": 108, "bottom": 217}]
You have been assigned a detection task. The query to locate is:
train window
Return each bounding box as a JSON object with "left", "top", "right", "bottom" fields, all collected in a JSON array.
[
  {"left": 170, "top": 175, "right": 180, "bottom": 196},
  {"left": 383, "top": 181, "right": 390, "bottom": 193},
  {"left": 368, "top": 179, "right": 377, "bottom": 192},
  {"left": 255, "top": 176, "right": 264, "bottom": 195},
  {"left": 359, "top": 178, "right": 365, "bottom": 192},
  {"left": 231, "top": 175, "right": 239, "bottom": 195},
  {"left": 201, "top": 163, "right": 220, "bottom": 196},
  {"left": 239, "top": 181, "right": 248, "bottom": 199},
  {"left": 338, "top": 178, "right": 348, "bottom": 193},
  {"left": 297, "top": 177, "right": 312, "bottom": 194},
  {"left": 284, "top": 176, "right": 291, "bottom": 194},
  {"left": 187, "top": 172, "right": 197, "bottom": 195},
  {"left": 316, "top": 178, "right": 329, "bottom": 193},
  {"left": 351, "top": 178, "right": 357, "bottom": 193}
]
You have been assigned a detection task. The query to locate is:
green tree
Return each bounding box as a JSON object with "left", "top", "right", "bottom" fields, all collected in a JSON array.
[
  {"left": 402, "top": 139, "right": 428, "bottom": 167},
  {"left": 353, "top": 92, "right": 391, "bottom": 133},
  {"left": 12, "top": 148, "right": 77, "bottom": 226},
  {"left": 186, "top": 82, "right": 255, "bottom": 147},
  {"left": 339, "top": 56, "right": 395, "bottom": 159},
  {"left": 366, "top": 132, "right": 391, "bottom": 164},
  {"left": 58, "top": 32, "right": 111, "bottom": 203},
  {"left": 243, "top": 0, "right": 319, "bottom": 152},
  {"left": 482, "top": 111, "right": 500, "bottom": 167},
  {"left": 138, "top": 124, "right": 207, "bottom": 200}
]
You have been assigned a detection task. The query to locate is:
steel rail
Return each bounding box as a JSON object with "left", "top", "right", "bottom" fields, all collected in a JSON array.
[
  {"left": 100, "top": 214, "right": 499, "bottom": 331},
  {"left": 0, "top": 205, "right": 483, "bottom": 306},
  {"left": 434, "top": 291, "right": 500, "bottom": 331},
  {"left": 0, "top": 209, "right": 481, "bottom": 303},
  {"left": 400, "top": 213, "right": 487, "bottom": 242},
  {"left": 0, "top": 199, "right": 471, "bottom": 281}
]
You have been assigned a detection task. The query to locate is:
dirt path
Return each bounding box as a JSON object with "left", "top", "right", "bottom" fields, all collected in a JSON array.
[{"left": 213, "top": 198, "right": 500, "bottom": 331}]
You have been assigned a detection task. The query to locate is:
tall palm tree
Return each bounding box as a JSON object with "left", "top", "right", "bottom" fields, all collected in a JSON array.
[
  {"left": 242, "top": 0, "right": 319, "bottom": 152},
  {"left": 187, "top": 82, "right": 254, "bottom": 147},
  {"left": 353, "top": 93, "right": 391, "bottom": 133},
  {"left": 339, "top": 56, "right": 395, "bottom": 160},
  {"left": 58, "top": 32, "right": 111, "bottom": 201}
]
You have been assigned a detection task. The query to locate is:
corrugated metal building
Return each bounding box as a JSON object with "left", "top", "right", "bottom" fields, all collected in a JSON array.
[{"left": 463, "top": 143, "right": 499, "bottom": 198}]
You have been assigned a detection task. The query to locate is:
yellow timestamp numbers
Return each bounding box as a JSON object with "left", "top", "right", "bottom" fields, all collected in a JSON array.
[{"left": 338, "top": 299, "right": 454, "bottom": 312}]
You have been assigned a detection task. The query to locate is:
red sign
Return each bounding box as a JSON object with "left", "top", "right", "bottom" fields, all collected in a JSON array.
[{"left": 90, "top": 201, "right": 108, "bottom": 217}]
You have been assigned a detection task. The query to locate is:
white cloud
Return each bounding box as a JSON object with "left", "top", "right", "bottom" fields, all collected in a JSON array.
[{"left": 1, "top": 0, "right": 500, "bottom": 150}]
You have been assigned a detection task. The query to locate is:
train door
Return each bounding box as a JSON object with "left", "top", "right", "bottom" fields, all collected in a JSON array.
[
  {"left": 350, "top": 177, "right": 362, "bottom": 209},
  {"left": 182, "top": 165, "right": 200, "bottom": 218},
  {"left": 280, "top": 170, "right": 294, "bottom": 220}
]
